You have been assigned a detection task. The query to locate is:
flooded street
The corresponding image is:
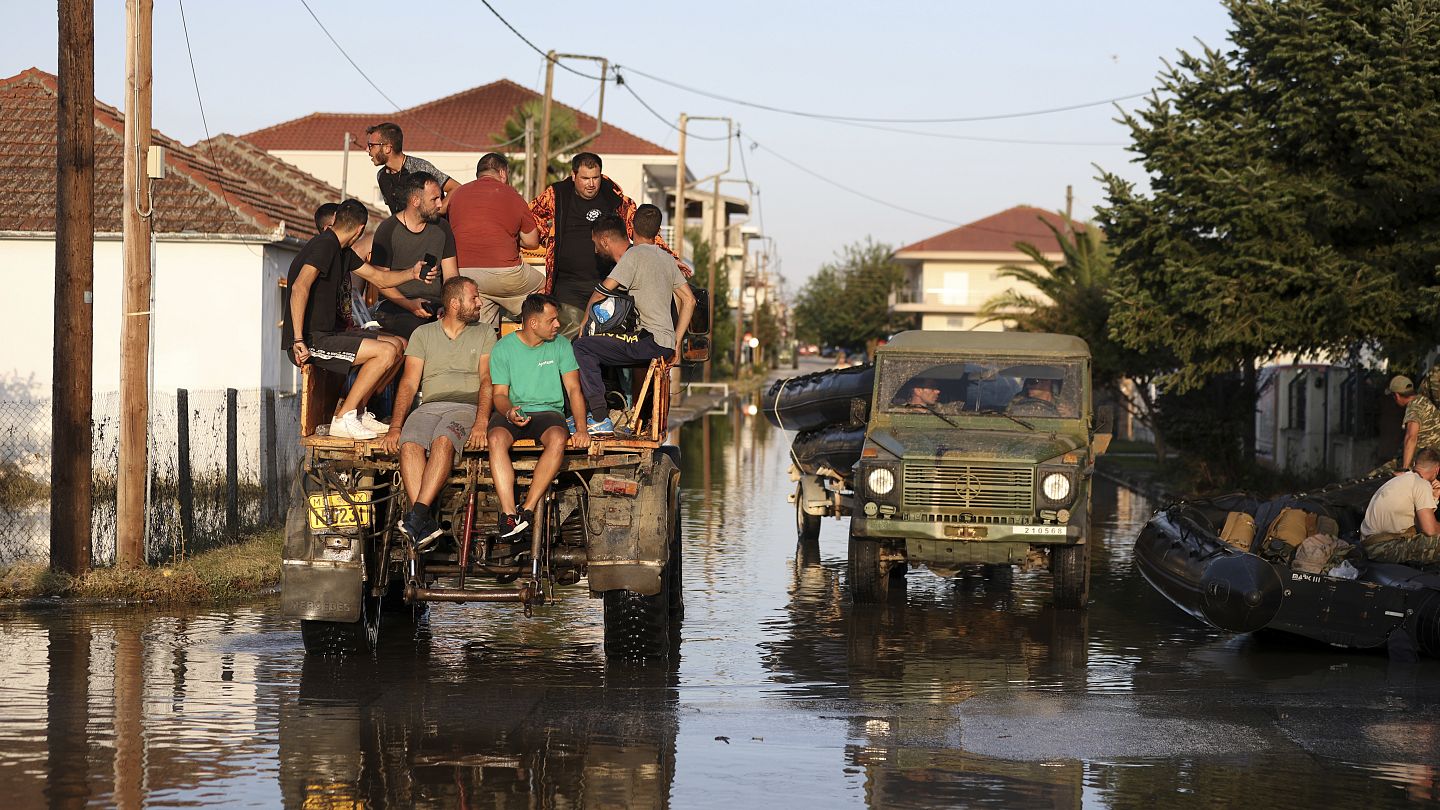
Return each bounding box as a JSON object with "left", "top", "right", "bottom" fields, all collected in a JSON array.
[{"left": 3, "top": 405, "right": 1440, "bottom": 808}]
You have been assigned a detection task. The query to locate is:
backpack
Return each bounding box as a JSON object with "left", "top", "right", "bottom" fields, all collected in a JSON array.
[{"left": 585, "top": 283, "right": 640, "bottom": 337}]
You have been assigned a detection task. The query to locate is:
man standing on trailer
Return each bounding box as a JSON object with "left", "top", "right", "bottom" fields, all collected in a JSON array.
[
  {"left": 365, "top": 122, "right": 460, "bottom": 215},
  {"left": 382, "top": 276, "right": 495, "bottom": 549},
  {"left": 487, "top": 294, "right": 591, "bottom": 539},
  {"left": 529, "top": 152, "right": 687, "bottom": 338}
]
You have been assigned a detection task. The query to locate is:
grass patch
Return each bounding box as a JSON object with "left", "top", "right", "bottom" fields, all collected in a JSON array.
[{"left": 0, "top": 529, "right": 282, "bottom": 603}]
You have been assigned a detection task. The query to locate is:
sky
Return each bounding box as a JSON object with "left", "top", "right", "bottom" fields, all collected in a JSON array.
[{"left": 10, "top": 1, "right": 1235, "bottom": 292}]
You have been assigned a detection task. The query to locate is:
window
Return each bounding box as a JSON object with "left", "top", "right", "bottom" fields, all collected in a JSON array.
[{"left": 1287, "top": 371, "right": 1308, "bottom": 430}]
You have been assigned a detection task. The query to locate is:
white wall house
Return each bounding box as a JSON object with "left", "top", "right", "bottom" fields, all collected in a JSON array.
[
  {"left": 1256, "top": 363, "right": 1398, "bottom": 478},
  {"left": 890, "top": 206, "right": 1072, "bottom": 332}
]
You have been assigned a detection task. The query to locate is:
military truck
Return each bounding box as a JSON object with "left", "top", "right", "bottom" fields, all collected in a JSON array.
[
  {"left": 280, "top": 352, "right": 687, "bottom": 659},
  {"left": 788, "top": 331, "right": 1108, "bottom": 607}
]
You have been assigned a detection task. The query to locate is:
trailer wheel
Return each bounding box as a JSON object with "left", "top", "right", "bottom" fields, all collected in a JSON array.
[
  {"left": 847, "top": 525, "right": 890, "bottom": 603},
  {"left": 602, "top": 456, "right": 680, "bottom": 660},
  {"left": 1050, "top": 542, "right": 1090, "bottom": 610},
  {"left": 795, "top": 482, "right": 821, "bottom": 543}
]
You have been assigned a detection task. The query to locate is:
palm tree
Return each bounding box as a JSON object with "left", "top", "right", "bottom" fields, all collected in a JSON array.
[
  {"left": 980, "top": 215, "right": 1169, "bottom": 459},
  {"left": 494, "top": 100, "right": 584, "bottom": 191}
]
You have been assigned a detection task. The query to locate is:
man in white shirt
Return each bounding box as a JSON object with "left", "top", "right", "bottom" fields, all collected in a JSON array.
[{"left": 1361, "top": 447, "right": 1440, "bottom": 565}]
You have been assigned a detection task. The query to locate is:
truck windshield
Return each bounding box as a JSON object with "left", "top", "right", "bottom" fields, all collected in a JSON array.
[{"left": 880, "top": 357, "right": 1083, "bottom": 420}]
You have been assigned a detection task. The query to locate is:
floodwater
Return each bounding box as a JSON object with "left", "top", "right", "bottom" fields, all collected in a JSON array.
[{"left": 3, "top": 397, "right": 1440, "bottom": 808}]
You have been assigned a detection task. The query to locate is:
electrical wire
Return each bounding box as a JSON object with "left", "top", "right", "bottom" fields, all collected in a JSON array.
[
  {"left": 614, "top": 64, "right": 1145, "bottom": 125},
  {"left": 478, "top": 0, "right": 609, "bottom": 81},
  {"left": 177, "top": 0, "right": 243, "bottom": 213},
  {"left": 296, "top": 0, "right": 523, "bottom": 151},
  {"left": 617, "top": 75, "right": 731, "bottom": 141}
]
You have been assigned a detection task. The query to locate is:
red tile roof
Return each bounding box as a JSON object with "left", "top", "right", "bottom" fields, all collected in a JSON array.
[
  {"left": 0, "top": 67, "right": 351, "bottom": 241},
  {"left": 896, "top": 206, "right": 1083, "bottom": 255},
  {"left": 240, "top": 79, "right": 672, "bottom": 157}
]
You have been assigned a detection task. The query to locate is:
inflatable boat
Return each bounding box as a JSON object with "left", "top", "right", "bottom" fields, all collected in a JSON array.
[
  {"left": 763, "top": 365, "right": 874, "bottom": 433},
  {"left": 1134, "top": 476, "right": 1440, "bottom": 657},
  {"left": 789, "top": 424, "right": 865, "bottom": 478}
]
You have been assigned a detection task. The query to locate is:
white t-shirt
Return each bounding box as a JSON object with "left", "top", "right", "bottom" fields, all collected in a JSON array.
[{"left": 1360, "top": 471, "right": 1438, "bottom": 537}]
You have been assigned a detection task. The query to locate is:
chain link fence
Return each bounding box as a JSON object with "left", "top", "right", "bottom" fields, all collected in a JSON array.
[{"left": 0, "top": 388, "right": 303, "bottom": 566}]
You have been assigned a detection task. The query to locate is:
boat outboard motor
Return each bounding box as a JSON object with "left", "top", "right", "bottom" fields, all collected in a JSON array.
[{"left": 1199, "top": 554, "right": 1285, "bottom": 633}]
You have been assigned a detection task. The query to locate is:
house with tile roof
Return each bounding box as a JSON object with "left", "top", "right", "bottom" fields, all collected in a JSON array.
[
  {"left": 890, "top": 205, "right": 1078, "bottom": 331},
  {"left": 241, "top": 78, "right": 683, "bottom": 223},
  {"left": 1, "top": 67, "right": 374, "bottom": 400}
]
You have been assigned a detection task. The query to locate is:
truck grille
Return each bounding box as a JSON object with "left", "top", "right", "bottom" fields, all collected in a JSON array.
[{"left": 903, "top": 465, "right": 1034, "bottom": 513}]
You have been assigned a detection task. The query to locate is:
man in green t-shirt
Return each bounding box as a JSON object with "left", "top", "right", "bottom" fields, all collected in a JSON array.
[
  {"left": 488, "top": 293, "right": 591, "bottom": 538},
  {"left": 382, "top": 276, "right": 495, "bottom": 548}
]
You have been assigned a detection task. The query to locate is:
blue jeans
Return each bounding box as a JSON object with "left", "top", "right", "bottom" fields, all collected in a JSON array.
[{"left": 572, "top": 334, "right": 672, "bottom": 419}]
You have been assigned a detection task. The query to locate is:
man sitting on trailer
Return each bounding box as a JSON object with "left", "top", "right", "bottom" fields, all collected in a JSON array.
[
  {"left": 487, "top": 294, "right": 592, "bottom": 539},
  {"left": 381, "top": 276, "right": 495, "bottom": 549},
  {"left": 1361, "top": 447, "right": 1440, "bottom": 566},
  {"left": 574, "top": 215, "right": 697, "bottom": 436},
  {"left": 285, "top": 199, "right": 433, "bottom": 440}
]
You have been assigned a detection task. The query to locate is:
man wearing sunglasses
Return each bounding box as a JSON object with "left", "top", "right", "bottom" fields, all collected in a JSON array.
[{"left": 365, "top": 122, "right": 458, "bottom": 215}]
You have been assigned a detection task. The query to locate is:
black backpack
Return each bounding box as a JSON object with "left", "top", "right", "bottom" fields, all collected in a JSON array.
[{"left": 585, "top": 283, "right": 640, "bottom": 337}]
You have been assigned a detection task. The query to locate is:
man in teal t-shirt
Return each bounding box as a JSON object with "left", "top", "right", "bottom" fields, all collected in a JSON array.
[{"left": 487, "top": 293, "right": 591, "bottom": 538}]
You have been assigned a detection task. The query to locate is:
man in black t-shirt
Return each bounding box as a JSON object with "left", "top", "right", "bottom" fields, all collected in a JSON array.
[
  {"left": 529, "top": 152, "right": 688, "bottom": 339},
  {"left": 365, "top": 172, "right": 459, "bottom": 339},
  {"left": 285, "top": 200, "right": 437, "bottom": 440}
]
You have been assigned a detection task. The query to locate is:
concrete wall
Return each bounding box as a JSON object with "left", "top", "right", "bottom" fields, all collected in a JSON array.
[
  {"left": 1258, "top": 364, "right": 1393, "bottom": 478},
  {"left": 269, "top": 149, "right": 676, "bottom": 211},
  {"left": 3, "top": 235, "right": 299, "bottom": 398},
  {"left": 891, "top": 252, "right": 1052, "bottom": 332}
]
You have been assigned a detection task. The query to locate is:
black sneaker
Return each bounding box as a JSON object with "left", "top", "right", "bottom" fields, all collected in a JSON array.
[
  {"left": 399, "top": 508, "right": 443, "bottom": 551},
  {"left": 500, "top": 510, "right": 530, "bottom": 540}
]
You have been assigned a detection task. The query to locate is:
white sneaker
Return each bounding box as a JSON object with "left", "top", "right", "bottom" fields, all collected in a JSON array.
[
  {"left": 330, "top": 409, "right": 378, "bottom": 440},
  {"left": 359, "top": 411, "right": 389, "bottom": 433}
]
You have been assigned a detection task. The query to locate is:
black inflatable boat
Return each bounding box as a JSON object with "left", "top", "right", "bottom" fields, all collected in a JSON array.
[
  {"left": 763, "top": 364, "right": 874, "bottom": 433},
  {"left": 1134, "top": 476, "right": 1440, "bottom": 657},
  {"left": 789, "top": 424, "right": 865, "bottom": 477}
]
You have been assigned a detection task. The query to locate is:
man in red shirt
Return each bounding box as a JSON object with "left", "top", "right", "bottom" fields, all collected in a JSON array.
[{"left": 447, "top": 153, "right": 544, "bottom": 328}]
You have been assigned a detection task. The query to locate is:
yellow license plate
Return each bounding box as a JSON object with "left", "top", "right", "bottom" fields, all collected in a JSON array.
[{"left": 307, "top": 492, "right": 373, "bottom": 530}]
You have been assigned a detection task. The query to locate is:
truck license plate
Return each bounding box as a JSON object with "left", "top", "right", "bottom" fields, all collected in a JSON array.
[
  {"left": 1016, "top": 525, "right": 1066, "bottom": 536},
  {"left": 307, "top": 492, "right": 373, "bottom": 531}
]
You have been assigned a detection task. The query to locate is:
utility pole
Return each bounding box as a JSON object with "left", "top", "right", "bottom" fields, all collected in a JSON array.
[
  {"left": 1064, "top": 184, "right": 1073, "bottom": 235},
  {"left": 538, "top": 50, "right": 556, "bottom": 191},
  {"left": 118, "top": 0, "right": 154, "bottom": 567},
  {"left": 52, "top": 0, "right": 95, "bottom": 577},
  {"left": 340, "top": 132, "right": 350, "bottom": 198},
  {"left": 523, "top": 117, "right": 535, "bottom": 200}
]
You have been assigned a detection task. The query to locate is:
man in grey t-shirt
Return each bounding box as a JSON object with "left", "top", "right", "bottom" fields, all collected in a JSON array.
[
  {"left": 366, "top": 121, "right": 458, "bottom": 215},
  {"left": 571, "top": 215, "right": 696, "bottom": 435}
]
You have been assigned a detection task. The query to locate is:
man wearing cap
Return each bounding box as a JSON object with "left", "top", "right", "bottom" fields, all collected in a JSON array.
[{"left": 1389, "top": 375, "right": 1440, "bottom": 474}]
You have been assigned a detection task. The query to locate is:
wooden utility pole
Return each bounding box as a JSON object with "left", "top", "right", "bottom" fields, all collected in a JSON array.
[
  {"left": 117, "top": 0, "right": 154, "bottom": 567},
  {"left": 523, "top": 117, "right": 535, "bottom": 200},
  {"left": 340, "top": 132, "right": 350, "bottom": 198},
  {"left": 1064, "top": 184, "right": 1074, "bottom": 235},
  {"left": 52, "top": 0, "right": 96, "bottom": 577},
  {"left": 538, "top": 50, "right": 556, "bottom": 191}
]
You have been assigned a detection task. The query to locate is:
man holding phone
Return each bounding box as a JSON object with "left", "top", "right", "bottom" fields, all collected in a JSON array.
[
  {"left": 487, "top": 294, "right": 591, "bottom": 539},
  {"left": 367, "top": 172, "right": 458, "bottom": 339}
]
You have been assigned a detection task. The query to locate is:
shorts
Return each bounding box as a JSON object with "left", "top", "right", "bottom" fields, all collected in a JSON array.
[
  {"left": 374, "top": 299, "right": 438, "bottom": 340},
  {"left": 306, "top": 331, "right": 366, "bottom": 375},
  {"left": 487, "top": 409, "right": 569, "bottom": 443},
  {"left": 399, "top": 401, "right": 477, "bottom": 463}
]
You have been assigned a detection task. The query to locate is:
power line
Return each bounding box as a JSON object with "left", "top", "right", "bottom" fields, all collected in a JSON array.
[
  {"left": 745, "top": 135, "right": 963, "bottom": 227},
  {"left": 616, "top": 75, "right": 730, "bottom": 141},
  {"left": 478, "top": 0, "right": 608, "bottom": 81},
  {"left": 615, "top": 64, "right": 1145, "bottom": 125},
  {"left": 295, "top": 0, "right": 520, "bottom": 151},
  {"left": 177, "top": 0, "right": 238, "bottom": 209}
]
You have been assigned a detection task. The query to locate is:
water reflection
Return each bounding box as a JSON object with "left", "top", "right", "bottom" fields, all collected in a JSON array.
[{"left": 2, "top": 392, "right": 1440, "bottom": 807}]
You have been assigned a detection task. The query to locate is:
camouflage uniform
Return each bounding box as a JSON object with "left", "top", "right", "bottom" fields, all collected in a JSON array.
[
  {"left": 1405, "top": 395, "right": 1440, "bottom": 457},
  {"left": 1362, "top": 529, "right": 1440, "bottom": 567}
]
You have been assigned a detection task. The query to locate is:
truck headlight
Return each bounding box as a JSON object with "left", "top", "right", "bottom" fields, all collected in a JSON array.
[
  {"left": 1041, "top": 472, "right": 1072, "bottom": 502},
  {"left": 867, "top": 467, "right": 895, "bottom": 496}
]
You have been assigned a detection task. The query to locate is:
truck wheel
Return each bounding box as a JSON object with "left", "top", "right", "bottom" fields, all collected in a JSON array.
[
  {"left": 796, "top": 482, "right": 821, "bottom": 543},
  {"left": 300, "top": 592, "right": 381, "bottom": 655},
  {"left": 603, "top": 573, "right": 672, "bottom": 660},
  {"left": 603, "top": 458, "right": 680, "bottom": 660},
  {"left": 1051, "top": 542, "right": 1090, "bottom": 609},
  {"left": 847, "top": 526, "right": 890, "bottom": 603}
]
